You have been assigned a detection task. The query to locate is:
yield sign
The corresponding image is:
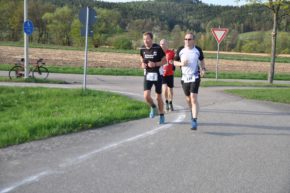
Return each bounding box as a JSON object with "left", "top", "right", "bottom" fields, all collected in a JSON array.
[{"left": 211, "top": 28, "right": 229, "bottom": 44}]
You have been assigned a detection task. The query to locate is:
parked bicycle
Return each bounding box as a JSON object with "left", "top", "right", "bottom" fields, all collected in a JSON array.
[{"left": 9, "top": 58, "right": 49, "bottom": 80}]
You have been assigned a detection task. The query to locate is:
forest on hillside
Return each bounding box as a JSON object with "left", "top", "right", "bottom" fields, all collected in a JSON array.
[{"left": 0, "top": 0, "right": 289, "bottom": 53}]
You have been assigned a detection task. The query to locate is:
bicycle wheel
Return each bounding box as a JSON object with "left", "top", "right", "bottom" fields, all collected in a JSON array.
[
  {"left": 32, "top": 66, "right": 49, "bottom": 79},
  {"left": 9, "top": 65, "right": 24, "bottom": 80}
]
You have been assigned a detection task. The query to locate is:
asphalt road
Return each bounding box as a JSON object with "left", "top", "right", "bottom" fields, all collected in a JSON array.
[{"left": 1, "top": 73, "right": 290, "bottom": 193}]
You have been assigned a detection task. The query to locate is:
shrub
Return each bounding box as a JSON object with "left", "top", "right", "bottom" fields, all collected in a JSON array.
[{"left": 112, "top": 37, "right": 132, "bottom": 50}]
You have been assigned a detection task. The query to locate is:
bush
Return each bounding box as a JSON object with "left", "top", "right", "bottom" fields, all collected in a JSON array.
[
  {"left": 281, "top": 48, "right": 290, "bottom": 54},
  {"left": 241, "top": 40, "right": 260, "bottom": 53},
  {"left": 112, "top": 37, "right": 133, "bottom": 50}
]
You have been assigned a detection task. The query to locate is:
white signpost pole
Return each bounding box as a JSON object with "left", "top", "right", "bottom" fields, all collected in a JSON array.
[
  {"left": 83, "top": 6, "right": 89, "bottom": 91},
  {"left": 216, "top": 43, "right": 220, "bottom": 80},
  {"left": 79, "top": 7, "right": 96, "bottom": 91},
  {"left": 24, "top": 0, "right": 29, "bottom": 79}
]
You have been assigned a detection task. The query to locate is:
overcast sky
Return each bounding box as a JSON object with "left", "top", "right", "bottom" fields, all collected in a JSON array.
[{"left": 99, "top": 0, "right": 247, "bottom": 6}]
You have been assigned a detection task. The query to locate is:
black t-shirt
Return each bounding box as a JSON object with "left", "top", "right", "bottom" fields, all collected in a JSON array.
[{"left": 140, "top": 43, "right": 165, "bottom": 73}]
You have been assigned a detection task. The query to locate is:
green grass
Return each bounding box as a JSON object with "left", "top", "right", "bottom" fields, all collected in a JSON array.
[
  {"left": 203, "top": 71, "right": 290, "bottom": 81},
  {"left": 0, "top": 64, "right": 145, "bottom": 77},
  {"left": 224, "top": 88, "right": 290, "bottom": 104},
  {"left": 50, "top": 66, "right": 145, "bottom": 76},
  {"left": 201, "top": 80, "right": 290, "bottom": 88},
  {"left": 0, "top": 87, "right": 148, "bottom": 148},
  {"left": 203, "top": 81, "right": 290, "bottom": 104},
  {"left": 2, "top": 63, "right": 290, "bottom": 81},
  {"left": 204, "top": 53, "right": 290, "bottom": 63}
]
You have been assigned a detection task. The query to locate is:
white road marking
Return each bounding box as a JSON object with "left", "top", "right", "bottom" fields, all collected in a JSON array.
[
  {"left": 0, "top": 171, "right": 52, "bottom": 193},
  {"left": 59, "top": 113, "right": 185, "bottom": 168}
]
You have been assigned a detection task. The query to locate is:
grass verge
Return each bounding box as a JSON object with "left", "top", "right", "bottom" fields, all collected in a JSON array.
[
  {"left": 204, "top": 53, "right": 290, "bottom": 63},
  {"left": 201, "top": 80, "right": 290, "bottom": 88},
  {"left": 1, "top": 64, "right": 290, "bottom": 81},
  {"left": 224, "top": 88, "right": 290, "bottom": 104},
  {"left": 0, "top": 87, "right": 148, "bottom": 148}
]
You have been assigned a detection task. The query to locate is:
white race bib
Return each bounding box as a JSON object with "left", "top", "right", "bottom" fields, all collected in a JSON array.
[
  {"left": 146, "top": 72, "right": 158, "bottom": 81},
  {"left": 182, "top": 74, "right": 196, "bottom": 83}
]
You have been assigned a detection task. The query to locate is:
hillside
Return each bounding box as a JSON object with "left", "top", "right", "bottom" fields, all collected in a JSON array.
[{"left": 0, "top": 0, "right": 289, "bottom": 53}]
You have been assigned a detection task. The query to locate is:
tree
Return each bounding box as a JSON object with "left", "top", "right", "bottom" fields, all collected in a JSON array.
[
  {"left": 243, "top": 0, "right": 290, "bottom": 83},
  {"left": 70, "top": 18, "right": 83, "bottom": 47},
  {"left": 91, "top": 8, "right": 123, "bottom": 47},
  {"left": 171, "top": 25, "right": 184, "bottom": 48},
  {"left": 29, "top": 0, "right": 55, "bottom": 43},
  {"left": 42, "top": 6, "right": 74, "bottom": 45},
  {"left": 0, "top": 0, "right": 23, "bottom": 41},
  {"left": 111, "top": 36, "right": 132, "bottom": 50}
]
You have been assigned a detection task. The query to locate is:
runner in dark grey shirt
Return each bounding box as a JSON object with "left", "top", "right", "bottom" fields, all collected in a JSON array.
[{"left": 140, "top": 32, "right": 166, "bottom": 124}]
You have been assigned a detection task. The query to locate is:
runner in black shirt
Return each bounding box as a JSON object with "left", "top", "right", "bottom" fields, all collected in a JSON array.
[{"left": 140, "top": 32, "right": 166, "bottom": 124}]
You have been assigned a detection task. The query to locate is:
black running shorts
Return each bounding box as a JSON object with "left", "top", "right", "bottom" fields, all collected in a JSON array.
[
  {"left": 144, "top": 75, "right": 163, "bottom": 94},
  {"left": 181, "top": 78, "right": 201, "bottom": 96},
  {"left": 162, "top": 75, "right": 174, "bottom": 88}
]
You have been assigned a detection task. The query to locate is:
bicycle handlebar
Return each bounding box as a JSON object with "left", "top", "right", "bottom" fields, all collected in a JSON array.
[{"left": 18, "top": 58, "right": 45, "bottom": 65}]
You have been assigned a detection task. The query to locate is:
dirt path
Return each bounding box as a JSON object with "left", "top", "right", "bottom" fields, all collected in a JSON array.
[{"left": 0, "top": 46, "right": 289, "bottom": 73}]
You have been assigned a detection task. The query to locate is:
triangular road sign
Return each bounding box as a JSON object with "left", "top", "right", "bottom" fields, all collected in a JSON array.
[{"left": 211, "top": 28, "right": 229, "bottom": 44}]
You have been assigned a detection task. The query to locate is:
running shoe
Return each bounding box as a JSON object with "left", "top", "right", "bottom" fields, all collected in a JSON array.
[
  {"left": 191, "top": 119, "right": 197, "bottom": 130},
  {"left": 165, "top": 103, "right": 169, "bottom": 112},
  {"left": 149, "top": 107, "right": 157, "bottom": 118},
  {"left": 169, "top": 103, "right": 174, "bottom": 111},
  {"left": 159, "top": 115, "right": 165, "bottom": 124}
]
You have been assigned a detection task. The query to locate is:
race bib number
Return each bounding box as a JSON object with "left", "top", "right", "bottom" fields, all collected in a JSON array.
[
  {"left": 182, "top": 74, "right": 196, "bottom": 83},
  {"left": 146, "top": 72, "right": 158, "bottom": 81}
]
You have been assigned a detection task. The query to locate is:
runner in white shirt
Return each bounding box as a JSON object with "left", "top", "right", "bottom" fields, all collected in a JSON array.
[{"left": 174, "top": 32, "right": 206, "bottom": 130}]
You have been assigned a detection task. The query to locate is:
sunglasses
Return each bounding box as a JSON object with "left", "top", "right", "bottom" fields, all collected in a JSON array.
[{"left": 184, "top": 38, "right": 192, "bottom": 41}]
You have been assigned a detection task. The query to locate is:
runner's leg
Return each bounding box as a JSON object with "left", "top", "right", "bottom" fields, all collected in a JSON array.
[
  {"left": 189, "top": 79, "right": 201, "bottom": 130},
  {"left": 190, "top": 93, "right": 199, "bottom": 119},
  {"left": 163, "top": 84, "right": 169, "bottom": 111},
  {"left": 156, "top": 76, "right": 165, "bottom": 124},
  {"left": 168, "top": 76, "right": 174, "bottom": 111},
  {"left": 156, "top": 93, "right": 164, "bottom": 114},
  {"left": 144, "top": 78, "right": 157, "bottom": 118},
  {"left": 144, "top": 90, "right": 154, "bottom": 106}
]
